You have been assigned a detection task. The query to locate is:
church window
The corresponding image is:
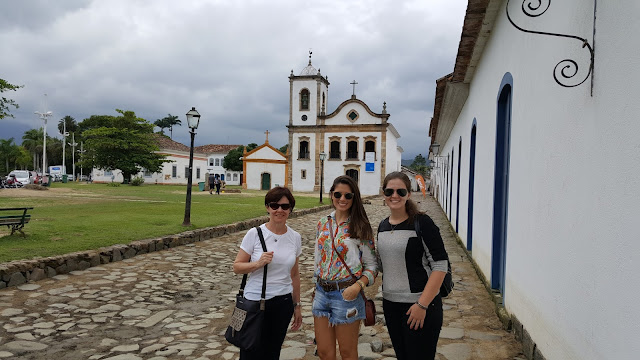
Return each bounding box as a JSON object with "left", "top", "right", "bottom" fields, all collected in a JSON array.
[
  {"left": 347, "top": 140, "right": 358, "bottom": 159},
  {"left": 330, "top": 140, "right": 341, "bottom": 159},
  {"left": 364, "top": 139, "right": 376, "bottom": 160},
  {"left": 300, "top": 89, "right": 310, "bottom": 111},
  {"left": 301, "top": 170, "right": 306, "bottom": 179},
  {"left": 299, "top": 140, "right": 310, "bottom": 159},
  {"left": 215, "top": 158, "right": 220, "bottom": 166},
  {"left": 301, "top": 115, "right": 307, "bottom": 121},
  {"left": 209, "top": 158, "right": 214, "bottom": 166},
  {"left": 347, "top": 109, "right": 359, "bottom": 122}
]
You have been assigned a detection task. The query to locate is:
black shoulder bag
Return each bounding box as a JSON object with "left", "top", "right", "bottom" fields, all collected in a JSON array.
[
  {"left": 414, "top": 216, "right": 454, "bottom": 297},
  {"left": 225, "top": 226, "right": 268, "bottom": 350}
]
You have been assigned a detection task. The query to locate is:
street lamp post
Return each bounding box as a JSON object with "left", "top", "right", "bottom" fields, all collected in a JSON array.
[
  {"left": 35, "top": 109, "right": 53, "bottom": 177},
  {"left": 68, "top": 133, "right": 77, "bottom": 181},
  {"left": 182, "top": 107, "right": 201, "bottom": 227},
  {"left": 319, "top": 151, "right": 327, "bottom": 203}
]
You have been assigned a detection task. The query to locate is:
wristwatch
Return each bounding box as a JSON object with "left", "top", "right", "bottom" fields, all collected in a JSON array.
[{"left": 293, "top": 302, "right": 301, "bottom": 307}]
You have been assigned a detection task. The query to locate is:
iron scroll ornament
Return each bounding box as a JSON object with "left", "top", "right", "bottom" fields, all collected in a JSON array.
[{"left": 506, "top": 0, "right": 595, "bottom": 94}]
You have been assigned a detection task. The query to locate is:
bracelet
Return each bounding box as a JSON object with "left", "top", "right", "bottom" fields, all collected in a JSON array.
[
  {"left": 415, "top": 300, "right": 428, "bottom": 310},
  {"left": 292, "top": 302, "right": 301, "bottom": 307},
  {"left": 356, "top": 280, "right": 366, "bottom": 290}
]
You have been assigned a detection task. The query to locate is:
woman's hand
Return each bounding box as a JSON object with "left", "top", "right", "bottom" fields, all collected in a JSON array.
[
  {"left": 291, "top": 306, "right": 302, "bottom": 331},
  {"left": 406, "top": 303, "right": 427, "bottom": 330},
  {"left": 341, "top": 283, "right": 360, "bottom": 301},
  {"left": 257, "top": 251, "right": 274, "bottom": 268}
]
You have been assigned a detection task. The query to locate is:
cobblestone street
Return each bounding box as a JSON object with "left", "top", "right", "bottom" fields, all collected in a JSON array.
[{"left": 0, "top": 194, "right": 524, "bottom": 359}]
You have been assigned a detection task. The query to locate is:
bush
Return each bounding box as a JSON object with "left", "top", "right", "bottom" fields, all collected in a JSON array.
[
  {"left": 107, "top": 182, "right": 120, "bottom": 187},
  {"left": 130, "top": 176, "right": 145, "bottom": 186}
]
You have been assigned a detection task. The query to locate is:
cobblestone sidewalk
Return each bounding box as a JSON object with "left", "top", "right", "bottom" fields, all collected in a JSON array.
[{"left": 0, "top": 194, "right": 523, "bottom": 359}]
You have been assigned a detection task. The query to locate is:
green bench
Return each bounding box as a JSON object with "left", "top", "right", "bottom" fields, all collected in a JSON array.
[{"left": 0, "top": 207, "right": 34, "bottom": 236}]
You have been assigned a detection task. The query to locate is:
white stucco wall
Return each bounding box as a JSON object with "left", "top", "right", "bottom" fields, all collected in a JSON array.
[
  {"left": 431, "top": 2, "right": 640, "bottom": 359},
  {"left": 291, "top": 133, "right": 317, "bottom": 192},
  {"left": 91, "top": 153, "right": 208, "bottom": 185},
  {"left": 291, "top": 79, "right": 327, "bottom": 126},
  {"left": 244, "top": 162, "right": 286, "bottom": 190}
]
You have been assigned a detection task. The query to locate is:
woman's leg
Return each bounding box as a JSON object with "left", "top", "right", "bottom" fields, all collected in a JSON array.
[
  {"left": 334, "top": 320, "right": 361, "bottom": 360},
  {"left": 240, "top": 295, "right": 293, "bottom": 360},
  {"left": 383, "top": 297, "right": 443, "bottom": 360},
  {"left": 314, "top": 316, "right": 337, "bottom": 360}
]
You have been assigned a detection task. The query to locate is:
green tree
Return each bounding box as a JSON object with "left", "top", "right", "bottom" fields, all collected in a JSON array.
[
  {"left": 279, "top": 144, "right": 288, "bottom": 154},
  {"left": 154, "top": 117, "right": 169, "bottom": 135},
  {"left": 58, "top": 115, "right": 78, "bottom": 134},
  {"left": 222, "top": 146, "right": 245, "bottom": 172},
  {"left": 0, "top": 138, "right": 20, "bottom": 173},
  {"left": 22, "top": 128, "right": 44, "bottom": 171},
  {"left": 410, "top": 154, "right": 428, "bottom": 176},
  {"left": 0, "top": 78, "right": 23, "bottom": 119},
  {"left": 156, "top": 114, "right": 181, "bottom": 139},
  {"left": 80, "top": 109, "right": 170, "bottom": 183}
]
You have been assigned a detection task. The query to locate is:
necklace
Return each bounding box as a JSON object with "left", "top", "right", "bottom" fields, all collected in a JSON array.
[{"left": 390, "top": 223, "right": 400, "bottom": 234}]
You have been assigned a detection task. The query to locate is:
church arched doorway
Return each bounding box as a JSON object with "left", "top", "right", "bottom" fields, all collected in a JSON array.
[{"left": 261, "top": 173, "right": 271, "bottom": 190}]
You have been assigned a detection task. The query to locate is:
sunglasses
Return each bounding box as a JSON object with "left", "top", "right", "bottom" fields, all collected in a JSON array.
[
  {"left": 333, "top": 192, "right": 354, "bottom": 200},
  {"left": 383, "top": 188, "right": 408, "bottom": 197},
  {"left": 268, "top": 202, "right": 291, "bottom": 210}
]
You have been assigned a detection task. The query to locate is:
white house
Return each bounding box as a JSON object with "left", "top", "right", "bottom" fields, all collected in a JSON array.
[
  {"left": 92, "top": 136, "right": 241, "bottom": 186},
  {"left": 286, "top": 57, "right": 403, "bottom": 196},
  {"left": 195, "top": 144, "right": 242, "bottom": 186},
  {"left": 242, "top": 138, "right": 287, "bottom": 190},
  {"left": 429, "top": 1, "right": 640, "bottom": 359}
]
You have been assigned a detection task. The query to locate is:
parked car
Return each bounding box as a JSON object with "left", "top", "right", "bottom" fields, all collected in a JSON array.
[{"left": 8, "top": 170, "right": 32, "bottom": 185}]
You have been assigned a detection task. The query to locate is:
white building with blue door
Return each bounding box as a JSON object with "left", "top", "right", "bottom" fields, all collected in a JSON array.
[{"left": 429, "top": 1, "right": 640, "bottom": 359}]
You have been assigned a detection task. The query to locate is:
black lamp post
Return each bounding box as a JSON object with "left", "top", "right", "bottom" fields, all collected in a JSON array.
[
  {"left": 182, "top": 107, "right": 201, "bottom": 226},
  {"left": 319, "top": 151, "right": 327, "bottom": 203}
]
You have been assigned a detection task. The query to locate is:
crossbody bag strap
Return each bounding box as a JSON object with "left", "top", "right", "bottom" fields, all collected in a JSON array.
[
  {"left": 328, "top": 216, "right": 367, "bottom": 300},
  {"left": 238, "top": 226, "right": 269, "bottom": 310}
]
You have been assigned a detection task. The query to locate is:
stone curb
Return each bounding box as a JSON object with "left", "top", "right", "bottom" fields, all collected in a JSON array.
[{"left": 0, "top": 202, "right": 342, "bottom": 290}]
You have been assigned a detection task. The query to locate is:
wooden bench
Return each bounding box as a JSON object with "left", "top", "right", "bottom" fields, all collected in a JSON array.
[{"left": 0, "top": 207, "right": 34, "bottom": 236}]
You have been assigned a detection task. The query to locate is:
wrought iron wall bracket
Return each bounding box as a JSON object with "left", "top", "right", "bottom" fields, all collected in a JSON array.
[{"left": 506, "top": 0, "right": 596, "bottom": 96}]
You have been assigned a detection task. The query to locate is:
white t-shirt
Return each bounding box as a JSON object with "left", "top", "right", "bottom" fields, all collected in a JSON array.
[{"left": 239, "top": 224, "right": 302, "bottom": 301}]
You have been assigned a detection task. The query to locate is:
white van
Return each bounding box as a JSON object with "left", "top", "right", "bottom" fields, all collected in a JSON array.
[{"left": 48, "top": 165, "right": 65, "bottom": 181}]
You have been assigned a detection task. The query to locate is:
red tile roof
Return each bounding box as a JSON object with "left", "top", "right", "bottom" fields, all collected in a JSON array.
[
  {"left": 151, "top": 134, "right": 190, "bottom": 152},
  {"left": 194, "top": 144, "right": 242, "bottom": 154}
]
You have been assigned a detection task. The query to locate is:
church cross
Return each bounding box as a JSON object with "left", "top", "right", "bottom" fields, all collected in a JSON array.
[
  {"left": 350, "top": 80, "right": 358, "bottom": 96},
  {"left": 264, "top": 130, "right": 270, "bottom": 143}
]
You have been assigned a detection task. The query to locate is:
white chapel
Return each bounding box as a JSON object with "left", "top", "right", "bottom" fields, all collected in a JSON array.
[{"left": 287, "top": 56, "right": 403, "bottom": 195}]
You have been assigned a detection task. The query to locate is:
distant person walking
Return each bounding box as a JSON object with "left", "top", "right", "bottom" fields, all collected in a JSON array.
[
  {"left": 215, "top": 176, "right": 222, "bottom": 195},
  {"left": 209, "top": 173, "right": 216, "bottom": 195}
]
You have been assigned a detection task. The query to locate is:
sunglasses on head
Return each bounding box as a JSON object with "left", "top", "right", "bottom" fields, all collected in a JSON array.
[
  {"left": 268, "top": 202, "right": 291, "bottom": 210},
  {"left": 333, "top": 192, "right": 354, "bottom": 200},
  {"left": 383, "top": 188, "right": 408, "bottom": 197}
]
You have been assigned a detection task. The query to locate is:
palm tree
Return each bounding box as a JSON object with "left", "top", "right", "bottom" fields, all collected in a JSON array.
[
  {"left": 163, "top": 114, "right": 181, "bottom": 139},
  {"left": 0, "top": 138, "right": 20, "bottom": 174},
  {"left": 58, "top": 115, "right": 78, "bottom": 134},
  {"left": 154, "top": 118, "right": 169, "bottom": 135},
  {"left": 22, "top": 128, "right": 44, "bottom": 172}
]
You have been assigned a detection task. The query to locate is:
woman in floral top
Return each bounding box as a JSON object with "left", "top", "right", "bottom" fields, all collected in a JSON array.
[{"left": 312, "top": 175, "right": 377, "bottom": 360}]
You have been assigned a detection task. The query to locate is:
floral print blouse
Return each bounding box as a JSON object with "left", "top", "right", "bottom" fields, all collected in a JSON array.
[{"left": 314, "top": 212, "right": 378, "bottom": 286}]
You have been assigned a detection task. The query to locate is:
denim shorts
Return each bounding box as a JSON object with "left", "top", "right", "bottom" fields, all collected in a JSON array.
[{"left": 312, "top": 282, "right": 366, "bottom": 325}]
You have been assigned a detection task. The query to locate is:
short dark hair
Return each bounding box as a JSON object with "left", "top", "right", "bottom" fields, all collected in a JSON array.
[{"left": 264, "top": 186, "right": 295, "bottom": 210}]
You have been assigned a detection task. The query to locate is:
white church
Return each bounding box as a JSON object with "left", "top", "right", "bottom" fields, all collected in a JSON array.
[{"left": 284, "top": 56, "right": 403, "bottom": 195}]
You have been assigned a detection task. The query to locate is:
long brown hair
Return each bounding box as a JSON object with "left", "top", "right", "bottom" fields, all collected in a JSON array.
[
  {"left": 382, "top": 171, "right": 424, "bottom": 222},
  {"left": 329, "top": 175, "right": 373, "bottom": 241}
]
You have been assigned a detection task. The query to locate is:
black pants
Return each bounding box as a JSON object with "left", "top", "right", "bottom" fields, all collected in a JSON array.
[
  {"left": 215, "top": 183, "right": 221, "bottom": 194},
  {"left": 240, "top": 293, "right": 294, "bottom": 360},
  {"left": 383, "top": 296, "right": 443, "bottom": 360}
]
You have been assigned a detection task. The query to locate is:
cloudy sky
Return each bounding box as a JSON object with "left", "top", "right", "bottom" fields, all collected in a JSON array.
[{"left": 0, "top": 0, "right": 467, "bottom": 160}]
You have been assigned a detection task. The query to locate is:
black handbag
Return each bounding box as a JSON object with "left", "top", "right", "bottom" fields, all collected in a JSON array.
[
  {"left": 414, "top": 216, "right": 454, "bottom": 297},
  {"left": 225, "top": 226, "right": 268, "bottom": 351}
]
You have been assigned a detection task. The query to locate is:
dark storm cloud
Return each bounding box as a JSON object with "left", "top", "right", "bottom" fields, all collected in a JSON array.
[{"left": 0, "top": 0, "right": 467, "bottom": 159}]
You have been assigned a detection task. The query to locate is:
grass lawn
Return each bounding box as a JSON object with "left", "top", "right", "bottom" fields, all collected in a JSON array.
[{"left": 0, "top": 182, "right": 324, "bottom": 263}]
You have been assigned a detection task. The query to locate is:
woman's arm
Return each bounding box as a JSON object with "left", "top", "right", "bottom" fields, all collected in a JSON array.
[
  {"left": 406, "top": 269, "right": 446, "bottom": 330},
  {"left": 359, "top": 238, "right": 378, "bottom": 285},
  {"left": 232, "top": 248, "right": 273, "bottom": 274},
  {"left": 290, "top": 258, "right": 302, "bottom": 330}
]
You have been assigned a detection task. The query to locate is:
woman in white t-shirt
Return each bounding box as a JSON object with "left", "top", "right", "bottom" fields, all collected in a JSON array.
[{"left": 232, "top": 187, "right": 303, "bottom": 360}]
